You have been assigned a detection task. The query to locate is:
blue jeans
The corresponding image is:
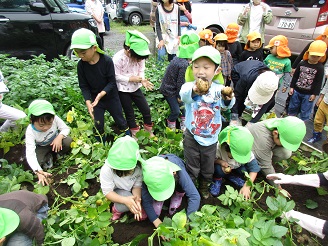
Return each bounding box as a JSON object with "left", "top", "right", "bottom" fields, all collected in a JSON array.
[
  {"left": 288, "top": 90, "right": 314, "bottom": 121},
  {"left": 157, "top": 47, "right": 175, "bottom": 63},
  {"left": 5, "top": 204, "right": 49, "bottom": 246},
  {"left": 164, "top": 96, "right": 185, "bottom": 122}
]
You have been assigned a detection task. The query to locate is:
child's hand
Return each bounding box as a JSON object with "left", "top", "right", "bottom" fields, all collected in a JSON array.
[
  {"left": 178, "top": 3, "right": 186, "bottom": 12},
  {"left": 316, "top": 98, "right": 323, "bottom": 107},
  {"left": 125, "top": 196, "right": 141, "bottom": 215},
  {"left": 281, "top": 87, "right": 287, "bottom": 93},
  {"left": 288, "top": 88, "right": 294, "bottom": 96},
  {"left": 309, "top": 95, "right": 316, "bottom": 102},
  {"left": 51, "top": 135, "right": 64, "bottom": 152},
  {"left": 130, "top": 76, "right": 143, "bottom": 83},
  {"left": 36, "top": 170, "right": 52, "bottom": 186},
  {"left": 239, "top": 185, "right": 251, "bottom": 200},
  {"left": 86, "top": 101, "right": 94, "bottom": 120},
  {"left": 158, "top": 40, "right": 165, "bottom": 50},
  {"left": 141, "top": 79, "right": 154, "bottom": 91},
  {"left": 194, "top": 77, "right": 210, "bottom": 95}
]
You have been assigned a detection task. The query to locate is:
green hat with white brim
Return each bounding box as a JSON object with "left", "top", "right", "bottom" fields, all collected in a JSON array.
[
  {"left": 177, "top": 33, "right": 200, "bottom": 59},
  {"left": 125, "top": 30, "right": 151, "bottom": 56},
  {"left": 219, "top": 126, "right": 254, "bottom": 164},
  {"left": 142, "top": 156, "right": 181, "bottom": 201},
  {"left": 106, "top": 136, "right": 141, "bottom": 170},
  {"left": 0, "top": 207, "right": 20, "bottom": 239},
  {"left": 265, "top": 116, "right": 306, "bottom": 151},
  {"left": 28, "top": 99, "right": 55, "bottom": 117},
  {"left": 70, "top": 28, "right": 104, "bottom": 54}
]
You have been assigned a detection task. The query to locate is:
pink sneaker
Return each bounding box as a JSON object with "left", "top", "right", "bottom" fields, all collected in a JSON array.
[
  {"left": 153, "top": 200, "right": 164, "bottom": 216},
  {"left": 111, "top": 205, "right": 123, "bottom": 221},
  {"left": 169, "top": 191, "right": 185, "bottom": 215}
]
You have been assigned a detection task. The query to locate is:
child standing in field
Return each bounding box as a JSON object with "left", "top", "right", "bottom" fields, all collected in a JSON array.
[
  {"left": 71, "top": 28, "right": 129, "bottom": 142},
  {"left": 288, "top": 40, "right": 326, "bottom": 121},
  {"left": 99, "top": 136, "right": 143, "bottom": 221},
  {"left": 210, "top": 126, "right": 260, "bottom": 199},
  {"left": 214, "top": 33, "right": 233, "bottom": 85},
  {"left": 160, "top": 32, "right": 199, "bottom": 130},
  {"left": 225, "top": 23, "right": 243, "bottom": 67},
  {"left": 26, "top": 99, "right": 72, "bottom": 186},
  {"left": 0, "top": 69, "right": 26, "bottom": 132},
  {"left": 113, "top": 30, "right": 155, "bottom": 139},
  {"left": 177, "top": 0, "right": 196, "bottom": 34},
  {"left": 198, "top": 29, "right": 215, "bottom": 47},
  {"left": 239, "top": 31, "right": 263, "bottom": 62},
  {"left": 180, "top": 46, "right": 235, "bottom": 199},
  {"left": 308, "top": 81, "right": 328, "bottom": 143}
]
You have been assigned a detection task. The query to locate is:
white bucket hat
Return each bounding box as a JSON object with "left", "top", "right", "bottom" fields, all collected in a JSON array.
[{"left": 248, "top": 71, "right": 279, "bottom": 105}]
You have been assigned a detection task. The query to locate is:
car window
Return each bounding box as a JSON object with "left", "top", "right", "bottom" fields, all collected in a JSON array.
[
  {"left": 265, "top": 0, "right": 325, "bottom": 8},
  {"left": 0, "top": 0, "right": 36, "bottom": 11},
  {"left": 191, "top": 0, "right": 249, "bottom": 3}
]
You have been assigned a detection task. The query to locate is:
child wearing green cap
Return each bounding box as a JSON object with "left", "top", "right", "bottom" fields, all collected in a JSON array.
[
  {"left": 160, "top": 32, "right": 200, "bottom": 130},
  {"left": 26, "top": 99, "right": 72, "bottom": 186},
  {"left": 179, "top": 46, "right": 235, "bottom": 199},
  {"left": 247, "top": 116, "right": 306, "bottom": 190},
  {"left": 209, "top": 126, "right": 261, "bottom": 200},
  {"left": 70, "top": 28, "right": 129, "bottom": 142},
  {"left": 141, "top": 154, "right": 200, "bottom": 228},
  {"left": 113, "top": 30, "right": 155, "bottom": 139},
  {"left": 99, "top": 136, "right": 143, "bottom": 221},
  {"left": 0, "top": 190, "right": 48, "bottom": 245}
]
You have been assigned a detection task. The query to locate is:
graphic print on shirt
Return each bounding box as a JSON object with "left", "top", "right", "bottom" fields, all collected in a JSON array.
[{"left": 296, "top": 65, "right": 318, "bottom": 91}]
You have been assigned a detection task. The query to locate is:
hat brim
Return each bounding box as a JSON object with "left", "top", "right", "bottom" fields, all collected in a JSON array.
[
  {"left": 248, "top": 86, "right": 274, "bottom": 105},
  {"left": 309, "top": 51, "right": 326, "bottom": 56},
  {"left": 0, "top": 82, "right": 9, "bottom": 93},
  {"left": 279, "top": 135, "right": 300, "bottom": 151},
  {"left": 148, "top": 175, "right": 176, "bottom": 201},
  {"left": 303, "top": 51, "right": 326, "bottom": 62},
  {"left": 71, "top": 44, "right": 105, "bottom": 55},
  {"left": 0, "top": 208, "right": 20, "bottom": 239},
  {"left": 231, "top": 148, "right": 251, "bottom": 164},
  {"left": 134, "top": 49, "right": 151, "bottom": 56}
]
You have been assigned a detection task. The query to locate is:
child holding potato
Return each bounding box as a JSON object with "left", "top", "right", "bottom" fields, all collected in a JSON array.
[
  {"left": 180, "top": 46, "right": 235, "bottom": 199},
  {"left": 209, "top": 126, "right": 260, "bottom": 199}
]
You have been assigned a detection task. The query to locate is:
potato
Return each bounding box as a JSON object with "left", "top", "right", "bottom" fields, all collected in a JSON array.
[
  {"left": 223, "top": 166, "right": 231, "bottom": 174},
  {"left": 221, "top": 86, "right": 233, "bottom": 99},
  {"left": 196, "top": 77, "right": 210, "bottom": 94}
]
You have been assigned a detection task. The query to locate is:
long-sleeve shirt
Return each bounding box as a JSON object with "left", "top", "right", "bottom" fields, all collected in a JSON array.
[
  {"left": 290, "top": 60, "right": 324, "bottom": 95},
  {"left": 228, "top": 41, "right": 243, "bottom": 66},
  {"left": 239, "top": 48, "right": 264, "bottom": 62},
  {"left": 0, "top": 190, "right": 48, "bottom": 246},
  {"left": 141, "top": 154, "right": 200, "bottom": 223},
  {"left": 160, "top": 56, "right": 189, "bottom": 97},
  {"left": 25, "top": 115, "right": 70, "bottom": 172},
  {"left": 77, "top": 54, "right": 120, "bottom": 108},
  {"left": 180, "top": 82, "right": 235, "bottom": 146},
  {"left": 112, "top": 49, "right": 144, "bottom": 93},
  {"left": 320, "top": 80, "right": 328, "bottom": 104}
]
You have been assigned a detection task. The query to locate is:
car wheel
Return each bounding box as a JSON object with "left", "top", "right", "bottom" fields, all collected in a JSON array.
[
  {"left": 65, "top": 46, "right": 79, "bottom": 61},
  {"left": 128, "top": 12, "right": 142, "bottom": 25},
  {"left": 208, "top": 27, "right": 221, "bottom": 37}
]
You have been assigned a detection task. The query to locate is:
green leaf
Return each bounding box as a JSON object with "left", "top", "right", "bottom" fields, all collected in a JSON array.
[
  {"left": 33, "top": 184, "right": 50, "bottom": 195},
  {"left": 305, "top": 199, "right": 318, "bottom": 209},
  {"left": 317, "top": 187, "right": 328, "bottom": 195},
  {"left": 266, "top": 196, "right": 278, "bottom": 211},
  {"left": 172, "top": 211, "right": 187, "bottom": 229},
  {"left": 72, "top": 182, "right": 81, "bottom": 193},
  {"left": 61, "top": 237, "right": 76, "bottom": 246},
  {"left": 88, "top": 207, "right": 98, "bottom": 219},
  {"left": 271, "top": 225, "right": 288, "bottom": 238}
]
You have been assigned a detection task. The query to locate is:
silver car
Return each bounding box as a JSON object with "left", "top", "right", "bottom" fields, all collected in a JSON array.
[{"left": 118, "top": 0, "right": 151, "bottom": 25}]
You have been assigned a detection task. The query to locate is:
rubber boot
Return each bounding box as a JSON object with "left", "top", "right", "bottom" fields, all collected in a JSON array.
[
  {"left": 144, "top": 123, "right": 155, "bottom": 138},
  {"left": 111, "top": 205, "right": 123, "bottom": 221},
  {"left": 130, "top": 126, "right": 140, "bottom": 140},
  {"left": 169, "top": 191, "right": 185, "bottom": 215},
  {"left": 179, "top": 117, "right": 186, "bottom": 131},
  {"left": 308, "top": 131, "right": 322, "bottom": 144},
  {"left": 167, "top": 119, "right": 176, "bottom": 130},
  {"left": 230, "top": 113, "right": 241, "bottom": 126},
  {"left": 209, "top": 178, "right": 223, "bottom": 197},
  {"left": 199, "top": 178, "right": 210, "bottom": 199}
]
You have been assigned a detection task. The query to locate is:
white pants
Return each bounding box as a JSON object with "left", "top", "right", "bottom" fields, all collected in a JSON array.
[{"left": 0, "top": 104, "right": 26, "bottom": 132}]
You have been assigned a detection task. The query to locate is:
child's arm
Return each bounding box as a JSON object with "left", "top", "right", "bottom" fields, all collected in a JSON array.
[
  {"left": 141, "top": 182, "right": 162, "bottom": 227},
  {"left": 239, "top": 171, "right": 257, "bottom": 200},
  {"left": 50, "top": 116, "right": 70, "bottom": 152},
  {"left": 106, "top": 191, "right": 140, "bottom": 214}
]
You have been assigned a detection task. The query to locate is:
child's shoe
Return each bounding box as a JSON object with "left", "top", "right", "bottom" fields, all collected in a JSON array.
[
  {"left": 167, "top": 119, "right": 176, "bottom": 130},
  {"left": 227, "top": 176, "right": 245, "bottom": 187},
  {"left": 307, "top": 131, "right": 322, "bottom": 144},
  {"left": 111, "top": 205, "right": 123, "bottom": 221},
  {"left": 43, "top": 155, "right": 53, "bottom": 170},
  {"left": 144, "top": 123, "right": 155, "bottom": 138},
  {"left": 199, "top": 179, "right": 210, "bottom": 199},
  {"left": 130, "top": 126, "right": 140, "bottom": 140},
  {"left": 169, "top": 191, "right": 185, "bottom": 215},
  {"left": 153, "top": 200, "right": 164, "bottom": 216},
  {"left": 209, "top": 178, "right": 223, "bottom": 197},
  {"left": 188, "top": 24, "right": 197, "bottom": 31},
  {"left": 179, "top": 117, "right": 186, "bottom": 131}
]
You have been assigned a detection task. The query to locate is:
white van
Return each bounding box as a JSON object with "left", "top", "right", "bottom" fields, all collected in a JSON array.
[{"left": 191, "top": 0, "right": 328, "bottom": 56}]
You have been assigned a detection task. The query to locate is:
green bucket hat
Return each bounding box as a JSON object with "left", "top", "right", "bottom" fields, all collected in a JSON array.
[
  {"left": 265, "top": 116, "right": 306, "bottom": 151},
  {"left": 219, "top": 126, "right": 254, "bottom": 164},
  {"left": 125, "top": 30, "right": 151, "bottom": 56},
  {"left": 28, "top": 99, "right": 55, "bottom": 117},
  {"left": 106, "top": 136, "right": 141, "bottom": 170},
  {"left": 142, "top": 156, "right": 181, "bottom": 201},
  {"left": 70, "top": 28, "right": 104, "bottom": 54},
  {"left": 192, "top": 45, "right": 221, "bottom": 64},
  {"left": 176, "top": 33, "right": 200, "bottom": 59},
  {"left": 0, "top": 207, "right": 20, "bottom": 239}
]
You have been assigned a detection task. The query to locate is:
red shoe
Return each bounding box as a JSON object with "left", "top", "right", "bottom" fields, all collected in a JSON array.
[
  {"left": 111, "top": 205, "right": 123, "bottom": 221},
  {"left": 153, "top": 200, "right": 164, "bottom": 216},
  {"left": 169, "top": 191, "right": 185, "bottom": 215}
]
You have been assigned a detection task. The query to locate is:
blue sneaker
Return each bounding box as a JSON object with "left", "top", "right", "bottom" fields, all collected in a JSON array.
[
  {"left": 227, "top": 176, "right": 245, "bottom": 187},
  {"left": 209, "top": 179, "right": 223, "bottom": 197}
]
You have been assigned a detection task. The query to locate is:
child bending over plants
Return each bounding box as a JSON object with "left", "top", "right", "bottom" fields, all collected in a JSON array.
[
  {"left": 26, "top": 99, "right": 72, "bottom": 186},
  {"left": 99, "top": 136, "right": 144, "bottom": 221},
  {"left": 141, "top": 154, "right": 200, "bottom": 228},
  {"left": 112, "top": 30, "right": 155, "bottom": 139},
  {"left": 210, "top": 126, "right": 260, "bottom": 199}
]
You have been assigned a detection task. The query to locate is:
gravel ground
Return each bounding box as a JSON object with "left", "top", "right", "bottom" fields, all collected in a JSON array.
[{"left": 103, "top": 29, "right": 157, "bottom": 55}]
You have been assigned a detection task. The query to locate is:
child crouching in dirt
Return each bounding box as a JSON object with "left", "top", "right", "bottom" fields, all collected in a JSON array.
[
  {"left": 26, "top": 99, "right": 72, "bottom": 186},
  {"left": 99, "top": 136, "right": 144, "bottom": 221}
]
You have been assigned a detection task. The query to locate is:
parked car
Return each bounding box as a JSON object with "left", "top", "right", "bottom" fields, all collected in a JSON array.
[
  {"left": 118, "top": 0, "right": 151, "bottom": 25},
  {"left": 106, "top": 0, "right": 118, "bottom": 20},
  {"left": 192, "top": 0, "right": 328, "bottom": 56},
  {"left": 64, "top": 0, "right": 110, "bottom": 31},
  {"left": 0, "top": 0, "right": 99, "bottom": 60}
]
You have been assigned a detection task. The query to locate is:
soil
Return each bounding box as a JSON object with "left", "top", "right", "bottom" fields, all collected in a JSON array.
[{"left": 2, "top": 145, "right": 328, "bottom": 246}]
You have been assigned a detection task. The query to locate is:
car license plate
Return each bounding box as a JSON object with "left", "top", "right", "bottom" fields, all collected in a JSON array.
[{"left": 277, "top": 18, "right": 297, "bottom": 29}]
